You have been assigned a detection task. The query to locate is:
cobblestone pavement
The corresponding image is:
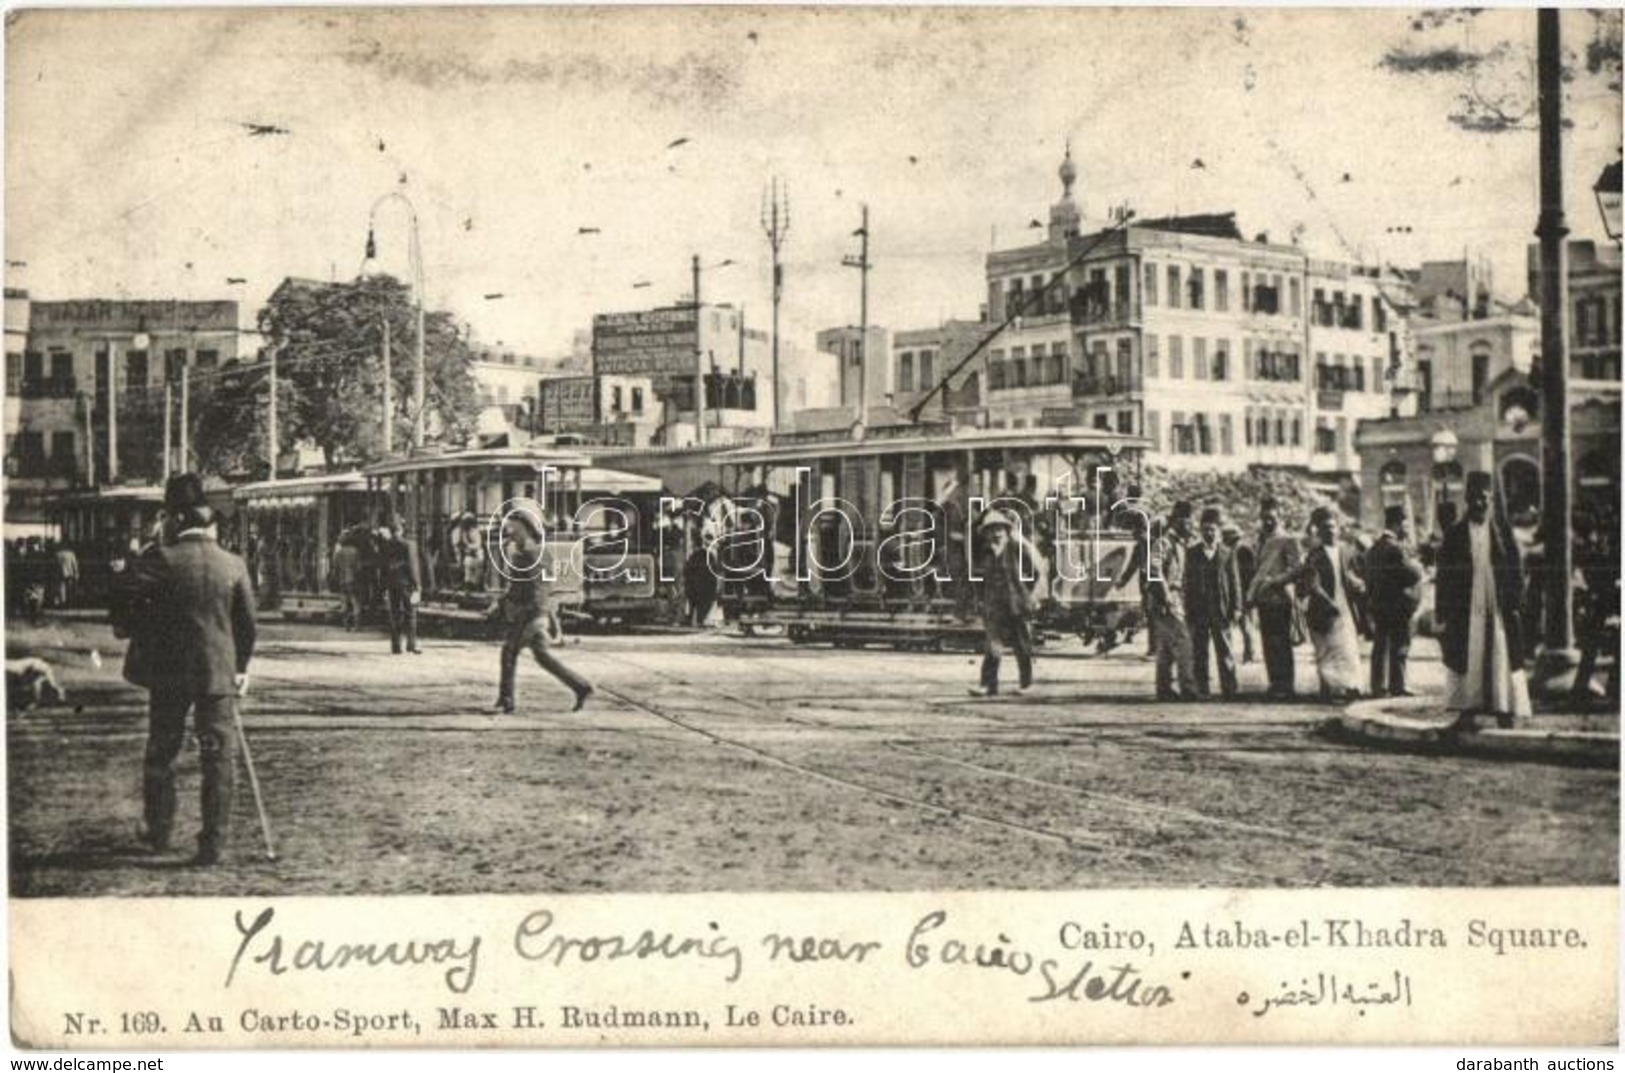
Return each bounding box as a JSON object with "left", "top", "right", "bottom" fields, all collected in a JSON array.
[{"left": 7, "top": 616, "right": 1617, "bottom": 896}]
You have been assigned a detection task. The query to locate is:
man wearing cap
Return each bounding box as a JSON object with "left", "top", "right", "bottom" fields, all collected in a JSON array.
[
  {"left": 1436, "top": 471, "right": 1530, "bottom": 725},
  {"left": 489, "top": 500, "right": 593, "bottom": 713},
  {"left": 968, "top": 507, "right": 1038, "bottom": 697},
  {"left": 1186, "top": 506, "right": 1242, "bottom": 698},
  {"left": 130, "top": 473, "right": 257, "bottom": 865},
  {"left": 1146, "top": 501, "right": 1197, "bottom": 701},
  {"left": 1246, "top": 495, "right": 1303, "bottom": 699},
  {"left": 1364, "top": 505, "right": 1425, "bottom": 697}
]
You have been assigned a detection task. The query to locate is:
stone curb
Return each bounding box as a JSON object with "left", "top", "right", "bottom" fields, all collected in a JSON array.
[{"left": 1323, "top": 696, "right": 1619, "bottom": 768}]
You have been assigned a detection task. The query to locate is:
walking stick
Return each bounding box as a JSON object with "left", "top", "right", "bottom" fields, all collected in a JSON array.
[{"left": 233, "top": 693, "right": 278, "bottom": 862}]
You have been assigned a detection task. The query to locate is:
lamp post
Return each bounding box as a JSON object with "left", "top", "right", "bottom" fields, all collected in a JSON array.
[
  {"left": 363, "top": 192, "right": 426, "bottom": 450},
  {"left": 1533, "top": 8, "right": 1576, "bottom": 689},
  {"left": 1596, "top": 159, "right": 1622, "bottom": 243}
]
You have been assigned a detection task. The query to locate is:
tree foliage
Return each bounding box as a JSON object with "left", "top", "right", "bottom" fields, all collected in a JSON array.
[
  {"left": 1378, "top": 9, "right": 1621, "bottom": 134},
  {"left": 201, "top": 275, "right": 482, "bottom": 474}
]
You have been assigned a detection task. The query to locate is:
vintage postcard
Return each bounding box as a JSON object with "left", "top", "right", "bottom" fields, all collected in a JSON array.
[{"left": 4, "top": 4, "right": 1620, "bottom": 1051}]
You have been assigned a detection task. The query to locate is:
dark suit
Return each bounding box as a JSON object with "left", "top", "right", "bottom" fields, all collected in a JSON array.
[
  {"left": 1436, "top": 517, "right": 1524, "bottom": 676},
  {"left": 1185, "top": 541, "right": 1241, "bottom": 697},
  {"left": 1364, "top": 533, "right": 1424, "bottom": 695},
  {"left": 496, "top": 541, "right": 591, "bottom": 710},
  {"left": 1299, "top": 543, "right": 1370, "bottom": 639},
  {"left": 135, "top": 530, "right": 257, "bottom": 857},
  {"left": 381, "top": 536, "right": 422, "bottom": 653}
]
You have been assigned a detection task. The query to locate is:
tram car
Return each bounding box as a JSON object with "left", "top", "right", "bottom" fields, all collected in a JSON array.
[
  {"left": 705, "top": 421, "right": 1148, "bottom": 650},
  {"left": 361, "top": 445, "right": 596, "bottom": 626},
  {"left": 232, "top": 471, "right": 372, "bottom": 616},
  {"left": 571, "top": 466, "right": 687, "bottom": 628},
  {"left": 42, "top": 482, "right": 231, "bottom": 608}
]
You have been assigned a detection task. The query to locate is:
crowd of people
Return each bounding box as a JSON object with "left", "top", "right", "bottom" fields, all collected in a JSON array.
[
  {"left": 966, "top": 472, "right": 1618, "bottom": 722},
  {"left": 3, "top": 537, "right": 80, "bottom": 618}
]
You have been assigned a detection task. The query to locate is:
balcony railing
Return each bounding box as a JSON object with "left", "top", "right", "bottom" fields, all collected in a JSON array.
[
  {"left": 1072, "top": 373, "right": 1144, "bottom": 399},
  {"left": 1315, "top": 389, "right": 1344, "bottom": 412},
  {"left": 15, "top": 375, "right": 78, "bottom": 399}
]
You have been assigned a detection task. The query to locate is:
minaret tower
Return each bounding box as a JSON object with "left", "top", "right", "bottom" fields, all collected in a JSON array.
[{"left": 1049, "top": 141, "right": 1082, "bottom": 243}]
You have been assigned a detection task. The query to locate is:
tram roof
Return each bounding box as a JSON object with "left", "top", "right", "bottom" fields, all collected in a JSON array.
[
  {"left": 578, "top": 466, "right": 664, "bottom": 495},
  {"left": 361, "top": 445, "right": 592, "bottom": 478},
  {"left": 713, "top": 426, "right": 1150, "bottom": 465},
  {"left": 47, "top": 484, "right": 165, "bottom": 507},
  {"left": 233, "top": 471, "right": 368, "bottom": 501}
]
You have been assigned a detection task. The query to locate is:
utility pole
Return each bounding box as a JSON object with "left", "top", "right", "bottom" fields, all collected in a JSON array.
[
  {"left": 179, "top": 363, "right": 190, "bottom": 473},
  {"left": 81, "top": 394, "right": 95, "bottom": 487},
  {"left": 693, "top": 253, "right": 706, "bottom": 447},
  {"left": 761, "top": 177, "right": 790, "bottom": 429},
  {"left": 842, "top": 204, "right": 871, "bottom": 425},
  {"left": 413, "top": 292, "right": 426, "bottom": 450},
  {"left": 1534, "top": 6, "right": 1576, "bottom": 685},
  {"left": 268, "top": 345, "right": 278, "bottom": 478},
  {"left": 163, "top": 381, "right": 173, "bottom": 482},
  {"left": 382, "top": 318, "right": 394, "bottom": 455}
]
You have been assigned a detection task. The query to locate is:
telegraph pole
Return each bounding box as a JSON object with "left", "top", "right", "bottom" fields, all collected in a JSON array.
[
  {"left": 693, "top": 253, "right": 706, "bottom": 447},
  {"left": 842, "top": 204, "right": 871, "bottom": 424},
  {"left": 761, "top": 177, "right": 791, "bottom": 428},
  {"left": 382, "top": 318, "right": 394, "bottom": 455}
]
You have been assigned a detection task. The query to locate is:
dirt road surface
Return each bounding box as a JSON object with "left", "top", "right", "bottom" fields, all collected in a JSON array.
[{"left": 8, "top": 616, "right": 1617, "bottom": 896}]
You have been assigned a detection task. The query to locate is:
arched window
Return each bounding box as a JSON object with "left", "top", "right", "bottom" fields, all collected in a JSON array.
[{"left": 1500, "top": 456, "right": 1541, "bottom": 520}]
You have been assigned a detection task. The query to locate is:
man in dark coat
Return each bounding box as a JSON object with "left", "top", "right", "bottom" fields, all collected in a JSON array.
[
  {"left": 968, "top": 508, "right": 1038, "bottom": 697},
  {"left": 1185, "top": 507, "right": 1242, "bottom": 698},
  {"left": 127, "top": 473, "right": 257, "bottom": 865},
  {"left": 489, "top": 499, "right": 593, "bottom": 713},
  {"left": 1364, "top": 505, "right": 1425, "bottom": 697},
  {"left": 377, "top": 520, "right": 422, "bottom": 655},
  {"left": 1436, "top": 471, "right": 1529, "bottom": 723}
]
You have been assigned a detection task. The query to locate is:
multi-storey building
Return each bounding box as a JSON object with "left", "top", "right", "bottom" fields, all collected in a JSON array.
[
  {"left": 1354, "top": 240, "right": 1620, "bottom": 533},
  {"left": 5, "top": 298, "right": 242, "bottom": 524},
  {"left": 979, "top": 150, "right": 1414, "bottom": 477},
  {"left": 813, "top": 325, "right": 890, "bottom": 414}
]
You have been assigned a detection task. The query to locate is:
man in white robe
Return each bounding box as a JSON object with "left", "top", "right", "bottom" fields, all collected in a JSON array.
[{"left": 1436, "top": 471, "right": 1531, "bottom": 726}]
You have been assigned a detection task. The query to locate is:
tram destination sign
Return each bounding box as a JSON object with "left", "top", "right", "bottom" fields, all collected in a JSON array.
[{"left": 593, "top": 307, "right": 700, "bottom": 382}]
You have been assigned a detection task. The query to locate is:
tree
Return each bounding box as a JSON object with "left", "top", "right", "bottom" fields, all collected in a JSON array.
[
  {"left": 1379, "top": 9, "right": 1620, "bottom": 134},
  {"left": 228, "top": 275, "right": 482, "bottom": 472}
]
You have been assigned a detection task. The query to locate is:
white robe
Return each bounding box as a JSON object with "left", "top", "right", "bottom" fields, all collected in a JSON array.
[
  {"left": 1445, "top": 520, "right": 1532, "bottom": 718},
  {"left": 1310, "top": 547, "right": 1364, "bottom": 693}
]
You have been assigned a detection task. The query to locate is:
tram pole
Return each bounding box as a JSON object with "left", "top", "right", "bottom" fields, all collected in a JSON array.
[
  {"left": 693, "top": 253, "right": 706, "bottom": 448},
  {"left": 382, "top": 317, "right": 394, "bottom": 455},
  {"left": 179, "top": 363, "right": 190, "bottom": 473},
  {"left": 842, "top": 204, "right": 871, "bottom": 426},
  {"left": 105, "top": 340, "right": 119, "bottom": 483},
  {"left": 163, "top": 381, "right": 173, "bottom": 482},
  {"left": 267, "top": 344, "right": 278, "bottom": 479}
]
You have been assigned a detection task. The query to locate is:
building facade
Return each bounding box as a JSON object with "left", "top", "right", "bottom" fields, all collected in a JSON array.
[
  {"left": 978, "top": 152, "right": 1415, "bottom": 477},
  {"left": 5, "top": 298, "right": 242, "bottom": 524}
]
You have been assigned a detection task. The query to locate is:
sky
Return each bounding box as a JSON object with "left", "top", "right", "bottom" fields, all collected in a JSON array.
[{"left": 5, "top": 6, "right": 1621, "bottom": 358}]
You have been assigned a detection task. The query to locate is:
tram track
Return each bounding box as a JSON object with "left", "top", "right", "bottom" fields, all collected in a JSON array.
[{"left": 595, "top": 653, "right": 1299, "bottom": 883}]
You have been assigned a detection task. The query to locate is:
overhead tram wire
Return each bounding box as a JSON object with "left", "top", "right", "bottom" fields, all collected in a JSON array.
[{"left": 907, "top": 216, "right": 1136, "bottom": 423}]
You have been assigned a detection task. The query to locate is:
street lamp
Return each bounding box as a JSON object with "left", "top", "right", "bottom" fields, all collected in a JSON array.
[
  {"left": 364, "top": 192, "right": 427, "bottom": 451},
  {"left": 1595, "top": 159, "right": 1622, "bottom": 243}
]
